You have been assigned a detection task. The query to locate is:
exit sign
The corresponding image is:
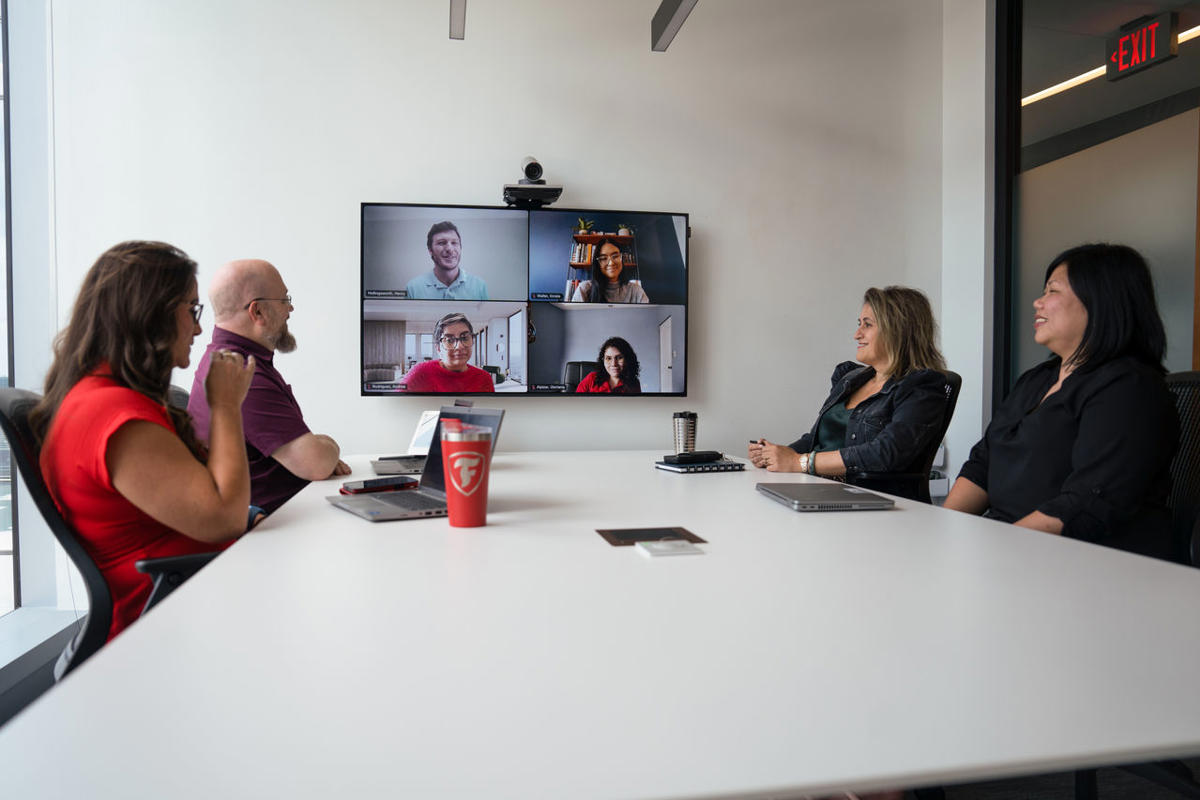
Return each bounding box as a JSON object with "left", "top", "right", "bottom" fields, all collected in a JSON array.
[{"left": 1107, "top": 12, "right": 1178, "bottom": 81}]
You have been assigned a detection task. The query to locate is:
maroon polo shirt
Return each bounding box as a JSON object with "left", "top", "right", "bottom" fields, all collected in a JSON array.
[{"left": 188, "top": 327, "right": 312, "bottom": 514}]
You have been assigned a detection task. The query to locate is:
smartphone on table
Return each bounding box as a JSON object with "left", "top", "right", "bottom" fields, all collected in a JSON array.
[{"left": 339, "top": 476, "right": 418, "bottom": 495}]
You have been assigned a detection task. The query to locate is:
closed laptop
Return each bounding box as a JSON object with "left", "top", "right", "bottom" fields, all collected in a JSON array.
[{"left": 756, "top": 482, "right": 895, "bottom": 512}]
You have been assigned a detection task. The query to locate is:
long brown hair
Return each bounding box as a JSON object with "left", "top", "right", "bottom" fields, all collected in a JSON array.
[
  {"left": 863, "top": 286, "right": 946, "bottom": 378},
  {"left": 31, "top": 241, "right": 205, "bottom": 458}
]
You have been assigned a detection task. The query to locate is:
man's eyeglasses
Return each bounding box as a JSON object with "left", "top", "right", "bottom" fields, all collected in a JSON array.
[
  {"left": 189, "top": 303, "right": 204, "bottom": 325},
  {"left": 243, "top": 294, "right": 292, "bottom": 310},
  {"left": 439, "top": 333, "right": 474, "bottom": 349}
]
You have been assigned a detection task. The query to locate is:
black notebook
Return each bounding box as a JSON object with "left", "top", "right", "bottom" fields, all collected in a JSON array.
[{"left": 655, "top": 458, "right": 745, "bottom": 474}]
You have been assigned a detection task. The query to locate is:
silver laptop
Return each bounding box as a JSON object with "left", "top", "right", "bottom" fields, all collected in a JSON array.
[
  {"left": 328, "top": 407, "right": 504, "bottom": 522},
  {"left": 756, "top": 482, "right": 895, "bottom": 512}
]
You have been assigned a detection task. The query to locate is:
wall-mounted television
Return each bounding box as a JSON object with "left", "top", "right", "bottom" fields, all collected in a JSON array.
[{"left": 361, "top": 203, "right": 688, "bottom": 397}]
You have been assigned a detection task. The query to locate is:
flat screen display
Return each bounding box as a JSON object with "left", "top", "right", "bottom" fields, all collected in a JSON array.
[{"left": 361, "top": 203, "right": 688, "bottom": 396}]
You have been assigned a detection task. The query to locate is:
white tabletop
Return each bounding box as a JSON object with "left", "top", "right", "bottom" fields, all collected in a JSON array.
[{"left": 2, "top": 451, "right": 1199, "bottom": 799}]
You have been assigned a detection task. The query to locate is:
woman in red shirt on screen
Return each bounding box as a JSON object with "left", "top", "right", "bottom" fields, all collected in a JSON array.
[
  {"left": 33, "top": 241, "right": 257, "bottom": 640},
  {"left": 576, "top": 337, "right": 642, "bottom": 394},
  {"left": 403, "top": 312, "right": 496, "bottom": 393}
]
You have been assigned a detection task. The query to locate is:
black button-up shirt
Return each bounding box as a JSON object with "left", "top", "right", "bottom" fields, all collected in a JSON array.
[{"left": 958, "top": 355, "right": 1177, "bottom": 559}]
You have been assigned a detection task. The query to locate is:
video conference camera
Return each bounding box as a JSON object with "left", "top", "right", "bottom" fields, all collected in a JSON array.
[{"left": 504, "top": 156, "right": 562, "bottom": 209}]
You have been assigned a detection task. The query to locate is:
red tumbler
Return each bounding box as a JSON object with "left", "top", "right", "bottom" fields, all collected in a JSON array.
[{"left": 439, "top": 420, "right": 492, "bottom": 527}]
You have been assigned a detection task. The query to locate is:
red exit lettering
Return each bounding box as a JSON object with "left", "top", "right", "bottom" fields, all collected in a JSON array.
[{"left": 1109, "top": 19, "right": 1166, "bottom": 74}]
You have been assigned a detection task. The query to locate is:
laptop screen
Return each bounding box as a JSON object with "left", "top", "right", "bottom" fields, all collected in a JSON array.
[{"left": 421, "top": 406, "right": 505, "bottom": 494}]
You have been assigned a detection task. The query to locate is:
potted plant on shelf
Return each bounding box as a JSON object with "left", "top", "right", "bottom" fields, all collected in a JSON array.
[
  {"left": 616, "top": 223, "right": 632, "bottom": 236},
  {"left": 576, "top": 218, "right": 594, "bottom": 235}
]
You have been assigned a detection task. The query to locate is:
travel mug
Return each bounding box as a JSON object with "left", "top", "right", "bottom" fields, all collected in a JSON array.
[
  {"left": 673, "top": 411, "right": 697, "bottom": 454},
  {"left": 440, "top": 419, "right": 492, "bottom": 527}
]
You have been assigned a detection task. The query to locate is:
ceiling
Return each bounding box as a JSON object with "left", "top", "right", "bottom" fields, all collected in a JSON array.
[{"left": 1021, "top": 0, "right": 1200, "bottom": 146}]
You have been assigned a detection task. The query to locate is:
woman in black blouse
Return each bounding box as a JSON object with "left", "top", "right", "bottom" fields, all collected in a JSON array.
[
  {"left": 945, "top": 243, "right": 1178, "bottom": 559},
  {"left": 749, "top": 286, "right": 950, "bottom": 483}
]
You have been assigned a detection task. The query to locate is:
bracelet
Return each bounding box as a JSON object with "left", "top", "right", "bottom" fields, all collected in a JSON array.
[
  {"left": 798, "top": 452, "right": 809, "bottom": 473},
  {"left": 807, "top": 451, "right": 817, "bottom": 475}
]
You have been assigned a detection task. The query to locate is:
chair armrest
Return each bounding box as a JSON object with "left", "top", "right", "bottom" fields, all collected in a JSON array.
[
  {"left": 844, "top": 471, "right": 932, "bottom": 504},
  {"left": 1191, "top": 516, "right": 1199, "bottom": 568},
  {"left": 135, "top": 552, "right": 220, "bottom": 614},
  {"left": 845, "top": 470, "right": 929, "bottom": 482}
]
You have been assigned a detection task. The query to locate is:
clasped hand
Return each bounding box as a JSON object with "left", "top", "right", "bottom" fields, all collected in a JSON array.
[
  {"left": 205, "top": 349, "right": 256, "bottom": 410},
  {"left": 747, "top": 439, "right": 799, "bottom": 472}
]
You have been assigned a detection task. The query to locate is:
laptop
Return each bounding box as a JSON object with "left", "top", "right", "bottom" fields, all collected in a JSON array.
[
  {"left": 371, "top": 406, "right": 505, "bottom": 475},
  {"left": 370, "top": 409, "right": 440, "bottom": 475},
  {"left": 756, "top": 482, "right": 895, "bottom": 512},
  {"left": 328, "top": 406, "right": 505, "bottom": 521}
]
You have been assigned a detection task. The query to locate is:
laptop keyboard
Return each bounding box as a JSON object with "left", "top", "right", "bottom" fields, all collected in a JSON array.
[{"left": 377, "top": 490, "right": 445, "bottom": 510}]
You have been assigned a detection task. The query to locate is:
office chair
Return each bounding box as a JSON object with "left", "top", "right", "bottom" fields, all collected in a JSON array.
[
  {"left": 562, "top": 361, "right": 595, "bottom": 393},
  {"left": 0, "top": 387, "right": 216, "bottom": 680},
  {"left": 1071, "top": 371, "right": 1200, "bottom": 799},
  {"left": 167, "top": 384, "right": 190, "bottom": 410},
  {"left": 1165, "top": 371, "right": 1200, "bottom": 566},
  {"left": 844, "top": 370, "right": 961, "bottom": 504}
]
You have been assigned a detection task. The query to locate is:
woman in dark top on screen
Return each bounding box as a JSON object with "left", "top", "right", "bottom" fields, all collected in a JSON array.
[
  {"left": 944, "top": 244, "right": 1178, "bottom": 559},
  {"left": 575, "top": 337, "right": 642, "bottom": 394},
  {"left": 748, "top": 286, "right": 949, "bottom": 481}
]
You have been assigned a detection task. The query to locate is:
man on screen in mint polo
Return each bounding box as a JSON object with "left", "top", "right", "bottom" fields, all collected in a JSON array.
[{"left": 404, "top": 221, "right": 489, "bottom": 300}]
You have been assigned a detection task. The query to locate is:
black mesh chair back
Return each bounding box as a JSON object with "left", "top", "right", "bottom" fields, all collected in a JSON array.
[
  {"left": 0, "top": 388, "right": 112, "bottom": 679},
  {"left": 1166, "top": 371, "right": 1200, "bottom": 565},
  {"left": 846, "top": 370, "right": 962, "bottom": 504},
  {"left": 563, "top": 361, "right": 595, "bottom": 393},
  {"left": 167, "top": 384, "right": 190, "bottom": 410}
]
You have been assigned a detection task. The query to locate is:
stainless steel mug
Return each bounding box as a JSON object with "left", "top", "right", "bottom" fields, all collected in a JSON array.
[{"left": 673, "top": 411, "right": 697, "bottom": 454}]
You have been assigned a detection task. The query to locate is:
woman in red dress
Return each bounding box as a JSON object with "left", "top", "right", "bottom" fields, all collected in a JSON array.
[{"left": 34, "top": 241, "right": 257, "bottom": 640}]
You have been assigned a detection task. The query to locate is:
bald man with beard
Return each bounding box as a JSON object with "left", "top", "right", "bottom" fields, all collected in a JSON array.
[{"left": 188, "top": 259, "right": 350, "bottom": 516}]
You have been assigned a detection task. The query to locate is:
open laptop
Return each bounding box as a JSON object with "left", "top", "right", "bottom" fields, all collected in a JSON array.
[
  {"left": 370, "top": 410, "right": 439, "bottom": 475},
  {"left": 756, "top": 482, "right": 895, "bottom": 512},
  {"left": 328, "top": 406, "right": 505, "bottom": 521}
]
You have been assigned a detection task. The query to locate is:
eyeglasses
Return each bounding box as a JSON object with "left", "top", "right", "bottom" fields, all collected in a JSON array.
[
  {"left": 188, "top": 303, "right": 204, "bottom": 325},
  {"left": 597, "top": 254, "right": 624, "bottom": 265},
  {"left": 439, "top": 333, "right": 474, "bottom": 348},
  {"left": 243, "top": 294, "right": 292, "bottom": 310}
]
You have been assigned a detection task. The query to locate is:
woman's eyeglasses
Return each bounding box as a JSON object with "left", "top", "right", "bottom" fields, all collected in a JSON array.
[
  {"left": 439, "top": 334, "right": 474, "bottom": 349},
  {"left": 597, "top": 254, "right": 624, "bottom": 265},
  {"left": 189, "top": 303, "right": 205, "bottom": 325}
]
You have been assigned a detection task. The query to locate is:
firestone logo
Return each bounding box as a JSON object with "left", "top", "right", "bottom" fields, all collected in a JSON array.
[{"left": 448, "top": 452, "right": 485, "bottom": 496}]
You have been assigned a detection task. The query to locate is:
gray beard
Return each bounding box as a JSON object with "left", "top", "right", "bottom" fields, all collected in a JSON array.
[{"left": 273, "top": 328, "right": 297, "bottom": 353}]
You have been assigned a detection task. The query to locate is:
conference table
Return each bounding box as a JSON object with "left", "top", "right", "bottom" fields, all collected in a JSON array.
[{"left": 2, "top": 451, "right": 1199, "bottom": 798}]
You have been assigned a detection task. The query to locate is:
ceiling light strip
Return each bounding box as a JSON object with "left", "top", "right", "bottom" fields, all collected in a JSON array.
[{"left": 1021, "top": 23, "right": 1200, "bottom": 107}]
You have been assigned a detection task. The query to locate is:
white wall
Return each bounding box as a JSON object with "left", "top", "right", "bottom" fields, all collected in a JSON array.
[
  {"left": 42, "top": 0, "right": 950, "bottom": 457},
  {"left": 940, "top": 0, "right": 994, "bottom": 478},
  {"left": 1015, "top": 110, "right": 1198, "bottom": 376}
]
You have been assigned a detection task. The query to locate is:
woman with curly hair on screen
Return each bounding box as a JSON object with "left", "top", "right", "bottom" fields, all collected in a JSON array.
[{"left": 575, "top": 336, "right": 642, "bottom": 394}]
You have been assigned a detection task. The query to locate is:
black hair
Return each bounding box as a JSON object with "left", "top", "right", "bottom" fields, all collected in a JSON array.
[
  {"left": 591, "top": 336, "right": 641, "bottom": 390},
  {"left": 587, "top": 237, "right": 630, "bottom": 303},
  {"left": 1044, "top": 243, "right": 1166, "bottom": 372}
]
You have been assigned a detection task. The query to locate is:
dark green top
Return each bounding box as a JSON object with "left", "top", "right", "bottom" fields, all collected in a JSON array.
[{"left": 814, "top": 401, "right": 851, "bottom": 452}]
